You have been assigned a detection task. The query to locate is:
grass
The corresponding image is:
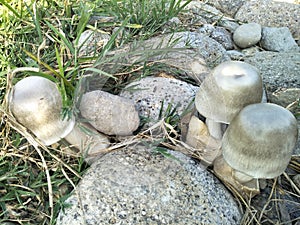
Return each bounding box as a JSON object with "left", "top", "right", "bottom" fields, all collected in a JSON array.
[{"left": 0, "top": 0, "right": 299, "bottom": 225}]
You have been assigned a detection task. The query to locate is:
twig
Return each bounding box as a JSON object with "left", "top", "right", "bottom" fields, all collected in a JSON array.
[{"left": 283, "top": 172, "right": 300, "bottom": 196}]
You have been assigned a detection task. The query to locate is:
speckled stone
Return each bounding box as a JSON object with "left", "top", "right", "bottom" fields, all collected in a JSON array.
[
  {"left": 233, "top": 23, "right": 262, "bottom": 48},
  {"left": 77, "top": 29, "right": 111, "bottom": 57},
  {"left": 119, "top": 77, "right": 198, "bottom": 127},
  {"left": 198, "top": 24, "right": 234, "bottom": 50},
  {"left": 226, "top": 50, "right": 245, "bottom": 60},
  {"left": 261, "top": 27, "right": 299, "bottom": 52},
  {"left": 79, "top": 90, "right": 140, "bottom": 136},
  {"left": 56, "top": 145, "right": 241, "bottom": 224},
  {"left": 173, "top": 32, "right": 230, "bottom": 67},
  {"left": 206, "top": 0, "right": 246, "bottom": 17},
  {"left": 244, "top": 52, "right": 300, "bottom": 90},
  {"left": 235, "top": 0, "right": 300, "bottom": 39}
]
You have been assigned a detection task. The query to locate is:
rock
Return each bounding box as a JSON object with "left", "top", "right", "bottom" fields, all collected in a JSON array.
[
  {"left": 77, "top": 29, "right": 111, "bottom": 57},
  {"left": 218, "top": 19, "right": 240, "bottom": 33},
  {"left": 235, "top": 0, "right": 300, "bottom": 39},
  {"left": 261, "top": 27, "right": 299, "bottom": 52},
  {"left": 170, "top": 32, "right": 229, "bottom": 67},
  {"left": 227, "top": 50, "right": 245, "bottom": 60},
  {"left": 267, "top": 88, "right": 300, "bottom": 111},
  {"left": 152, "top": 32, "right": 231, "bottom": 67},
  {"left": 79, "top": 90, "right": 140, "bottom": 136},
  {"left": 198, "top": 24, "right": 234, "bottom": 50},
  {"left": 244, "top": 52, "right": 300, "bottom": 155},
  {"left": 56, "top": 145, "right": 242, "bottom": 224},
  {"left": 119, "top": 77, "right": 198, "bottom": 127},
  {"left": 206, "top": 0, "right": 246, "bottom": 17},
  {"left": 185, "top": 1, "right": 224, "bottom": 24},
  {"left": 241, "top": 46, "right": 261, "bottom": 56},
  {"left": 162, "top": 17, "right": 182, "bottom": 32},
  {"left": 105, "top": 32, "right": 224, "bottom": 81},
  {"left": 244, "top": 52, "right": 300, "bottom": 90},
  {"left": 233, "top": 23, "right": 262, "bottom": 48}
]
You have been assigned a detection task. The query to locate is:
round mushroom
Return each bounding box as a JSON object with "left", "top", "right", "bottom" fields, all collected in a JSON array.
[
  {"left": 9, "top": 76, "right": 75, "bottom": 145},
  {"left": 195, "top": 61, "right": 263, "bottom": 139},
  {"left": 214, "top": 103, "right": 298, "bottom": 195}
]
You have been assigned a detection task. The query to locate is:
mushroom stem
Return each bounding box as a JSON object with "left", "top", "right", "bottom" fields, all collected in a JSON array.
[
  {"left": 206, "top": 118, "right": 223, "bottom": 140},
  {"left": 64, "top": 122, "right": 110, "bottom": 164},
  {"left": 213, "top": 156, "right": 260, "bottom": 197},
  {"left": 232, "top": 170, "right": 254, "bottom": 184}
]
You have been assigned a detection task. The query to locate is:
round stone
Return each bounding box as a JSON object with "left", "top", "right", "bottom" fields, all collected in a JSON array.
[{"left": 233, "top": 23, "right": 262, "bottom": 48}]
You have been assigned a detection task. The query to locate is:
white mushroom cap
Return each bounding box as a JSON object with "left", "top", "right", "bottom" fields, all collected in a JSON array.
[
  {"left": 195, "top": 61, "right": 263, "bottom": 124},
  {"left": 222, "top": 103, "right": 298, "bottom": 179},
  {"left": 9, "top": 76, "right": 75, "bottom": 145}
]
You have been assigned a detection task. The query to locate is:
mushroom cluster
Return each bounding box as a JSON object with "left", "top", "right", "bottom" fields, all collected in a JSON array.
[
  {"left": 192, "top": 60, "right": 298, "bottom": 196},
  {"left": 9, "top": 76, "right": 109, "bottom": 161}
]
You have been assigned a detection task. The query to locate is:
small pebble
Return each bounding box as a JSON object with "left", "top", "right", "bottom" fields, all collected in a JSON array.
[{"left": 233, "top": 23, "right": 262, "bottom": 48}]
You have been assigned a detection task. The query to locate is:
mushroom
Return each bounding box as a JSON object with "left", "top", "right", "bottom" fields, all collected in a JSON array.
[
  {"left": 195, "top": 61, "right": 263, "bottom": 140},
  {"left": 213, "top": 103, "right": 298, "bottom": 196},
  {"left": 9, "top": 76, "right": 75, "bottom": 145},
  {"left": 9, "top": 76, "right": 110, "bottom": 162},
  {"left": 64, "top": 122, "right": 110, "bottom": 164}
]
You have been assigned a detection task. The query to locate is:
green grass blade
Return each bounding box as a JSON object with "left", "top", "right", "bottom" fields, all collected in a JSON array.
[
  {"left": 83, "top": 67, "right": 116, "bottom": 80},
  {"left": 22, "top": 48, "right": 74, "bottom": 91},
  {"left": 45, "top": 20, "right": 75, "bottom": 54},
  {"left": 0, "top": 0, "right": 21, "bottom": 18}
]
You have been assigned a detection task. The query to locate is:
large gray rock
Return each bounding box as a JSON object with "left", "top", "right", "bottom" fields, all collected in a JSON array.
[
  {"left": 103, "top": 31, "right": 225, "bottom": 81},
  {"left": 235, "top": 0, "right": 300, "bottom": 39},
  {"left": 206, "top": 0, "right": 246, "bottom": 17},
  {"left": 119, "top": 77, "right": 198, "bottom": 127},
  {"left": 244, "top": 52, "right": 300, "bottom": 90},
  {"left": 56, "top": 145, "right": 241, "bottom": 224},
  {"left": 79, "top": 90, "right": 140, "bottom": 136},
  {"left": 261, "top": 27, "right": 299, "bottom": 52},
  {"left": 185, "top": 1, "right": 224, "bottom": 24}
]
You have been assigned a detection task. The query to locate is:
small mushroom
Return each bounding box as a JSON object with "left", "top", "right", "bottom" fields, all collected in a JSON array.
[
  {"left": 214, "top": 103, "right": 298, "bottom": 196},
  {"left": 9, "top": 76, "right": 75, "bottom": 145},
  {"left": 195, "top": 61, "right": 263, "bottom": 139}
]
